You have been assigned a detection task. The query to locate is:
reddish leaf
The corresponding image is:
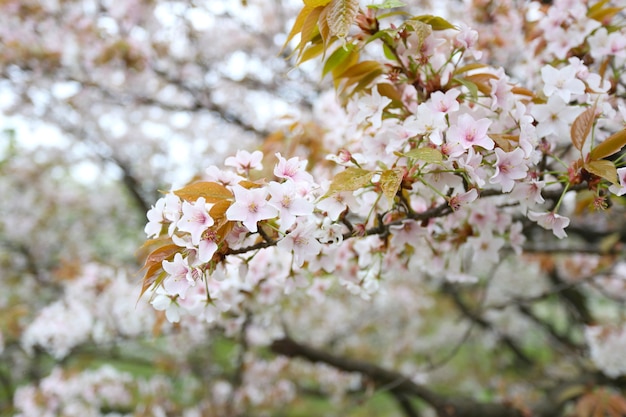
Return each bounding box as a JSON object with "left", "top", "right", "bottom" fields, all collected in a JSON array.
[
  {"left": 589, "top": 128, "right": 626, "bottom": 161},
  {"left": 173, "top": 181, "right": 233, "bottom": 203},
  {"left": 571, "top": 104, "right": 597, "bottom": 152}
]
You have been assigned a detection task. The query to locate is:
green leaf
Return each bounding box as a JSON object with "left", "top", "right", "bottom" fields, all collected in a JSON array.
[
  {"left": 325, "top": 167, "right": 374, "bottom": 195},
  {"left": 584, "top": 159, "right": 618, "bottom": 184},
  {"left": 405, "top": 147, "right": 443, "bottom": 163},
  {"left": 174, "top": 181, "right": 233, "bottom": 203},
  {"left": 411, "top": 15, "right": 457, "bottom": 31},
  {"left": 323, "top": 43, "right": 356, "bottom": 77},
  {"left": 452, "top": 76, "right": 478, "bottom": 99},
  {"left": 589, "top": 128, "right": 626, "bottom": 161},
  {"left": 304, "top": 0, "right": 331, "bottom": 6},
  {"left": 571, "top": 104, "right": 596, "bottom": 153},
  {"left": 380, "top": 168, "right": 404, "bottom": 204},
  {"left": 367, "top": 0, "right": 406, "bottom": 9}
]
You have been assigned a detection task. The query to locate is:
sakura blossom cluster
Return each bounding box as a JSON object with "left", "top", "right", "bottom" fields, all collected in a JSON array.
[
  {"left": 143, "top": 3, "right": 626, "bottom": 329},
  {"left": 13, "top": 365, "right": 171, "bottom": 417},
  {"left": 21, "top": 264, "right": 157, "bottom": 359}
]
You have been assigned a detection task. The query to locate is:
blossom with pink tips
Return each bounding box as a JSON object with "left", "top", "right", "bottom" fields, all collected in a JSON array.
[
  {"left": 528, "top": 210, "right": 570, "bottom": 239},
  {"left": 267, "top": 181, "right": 314, "bottom": 232},
  {"left": 226, "top": 184, "right": 278, "bottom": 233},
  {"left": 274, "top": 153, "right": 314, "bottom": 184},
  {"left": 447, "top": 114, "right": 494, "bottom": 150},
  {"left": 224, "top": 150, "right": 264, "bottom": 175},
  {"left": 490, "top": 148, "right": 528, "bottom": 192},
  {"left": 277, "top": 222, "right": 322, "bottom": 267},
  {"left": 162, "top": 253, "right": 196, "bottom": 298},
  {"left": 177, "top": 197, "right": 214, "bottom": 245},
  {"left": 541, "top": 65, "right": 585, "bottom": 102}
]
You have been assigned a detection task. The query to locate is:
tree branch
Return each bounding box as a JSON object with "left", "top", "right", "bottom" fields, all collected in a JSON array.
[{"left": 270, "top": 336, "right": 525, "bottom": 417}]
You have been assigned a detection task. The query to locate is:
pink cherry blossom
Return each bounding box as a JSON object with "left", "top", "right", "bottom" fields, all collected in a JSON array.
[
  {"left": 490, "top": 148, "right": 528, "bottom": 192},
  {"left": 226, "top": 184, "right": 278, "bottom": 233},
  {"left": 530, "top": 95, "right": 582, "bottom": 140},
  {"left": 277, "top": 222, "right": 323, "bottom": 267},
  {"left": 427, "top": 89, "right": 460, "bottom": 114},
  {"left": 224, "top": 150, "right": 264, "bottom": 175},
  {"left": 162, "top": 253, "right": 196, "bottom": 298},
  {"left": 448, "top": 188, "right": 478, "bottom": 211},
  {"left": 447, "top": 114, "right": 494, "bottom": 150},
  {"left": 274, "top": 153, "right": 314, "bottom": 184},
  {"left": 541, "top": 64, "right": 585, "bottom": 102},
  {"left": 267, "top": 181, "right": 314, "bottom": 232},
  {"left": 527, "top": 210, "right": 570, "bottom": 239},
  {"left": 349, "top": 86, "right": 391, "bottom": 129},
  {"left": 316, "top": 190, "right": 359, "bottom": 221},
  {"left": 144, "top": 197, "right": 166, "bottom": 238},
  {"left": 177, "top": 197, "right": 214, "bottom": 245}
]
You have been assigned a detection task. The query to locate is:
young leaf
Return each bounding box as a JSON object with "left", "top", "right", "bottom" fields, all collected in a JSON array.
[
  {"left": 174, "top": 181, "right": 233, "bottom": 202},
  {"left": 453, "top": 63, "right": 487, "bottom": 75},
  {"left": 405, "top": 147, "right": 443, "bottom": 163},
  {"left": 452, "top": 77, "right": 478, "bottom": 99},
  {"left": 325, "top": 0, "right": 360, "bottom": 40},
  {"left": 571, "top": 104, "right": 596, "bottom": 153},
  {"left": 412, "top": 15, "right": 457, "bottom": 31},
  {"left": 283, "top": 5, "right": 314, "bottom": 50},
  {"left": 304, "top": 0, "right": 332, "bottom": 6},
  {"left": 380, "top": 168, "right": 404, "bottom": 204},
  {"left": 367, "top": 0, "right": 406, "bottom": 9},
  {"left": 584, "top": 159, "right": 618, "bottom": 184},
  {"left": 139, "top": 243, "right": 180, "bottom": 299},
  {"left": 326, "top": 167, "right": 374, "bottom": 195},
  {"left": 323, "top": 43, "right": 356, "bottom": 77},
  {"left": 589, "top": 128, "right": 626, "bottom": 161},
  {"left": 298, "top": 6, "right": 324, "bottom": 56}
]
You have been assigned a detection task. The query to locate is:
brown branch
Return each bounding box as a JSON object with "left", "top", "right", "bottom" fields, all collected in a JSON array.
[
  {"left": 442, "top": 283, "right": 534, "bottom": 366},
  {"left": 270, "top": 336, "right": 525, "bottom": 417}
]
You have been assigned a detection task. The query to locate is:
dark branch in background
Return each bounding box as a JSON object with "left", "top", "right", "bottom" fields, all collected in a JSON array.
[
  {"left": 270, "top": 336, "right": 525, "bottom": 417},
  {"left": 151, "top": 68, "right": 272, "bottom": 137},
  {"left": 393, "top": 392, "right": 421, "bottom": 417},
  {"left": 107, "top": 153, "right": 151, "bottom": 214},
  {"left": 516, "top": 304, "right": 584, "bottom": 354},
  {"left": 547, "top": 269, "right": 594, "bottom": 326},
  {"left": 442, "top": 282, "right": 534, "bottom": 366}
]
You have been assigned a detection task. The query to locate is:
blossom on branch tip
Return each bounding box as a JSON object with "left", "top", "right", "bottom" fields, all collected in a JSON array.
[
  {"left": 177, "top": 197, "right": 214, "bottom": 245},
  {"left": 145, "top": 197, "right": 166, "bottom": 238},
  {"left": 162, "top": 253, "right": 196, "bottom": 299},
  {"left": 527, "top": 210, "right": 570, "bottom": 239},
  {"left": 224, "top": 150, "right": 263, "bottom": 175},
  {"left": 226, "top": 184, "right": 277, "bottom": 233},
  {"left": 274, "top": 153, "right": 314, "bottom": 184}
]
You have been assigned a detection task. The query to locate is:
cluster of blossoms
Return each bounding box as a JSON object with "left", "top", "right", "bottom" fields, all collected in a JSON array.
[
  {"left": 140, "top": 5, "right": 626, "bottom": 391},
  {"left": 13, "top": 366, "right": 172, "bottom": 417},
  {"left": 144, "top": 7, "right": 626, "bottom": 313},
  {"left": 21, "top": 264, "right": 157, "bottom": 359}
]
